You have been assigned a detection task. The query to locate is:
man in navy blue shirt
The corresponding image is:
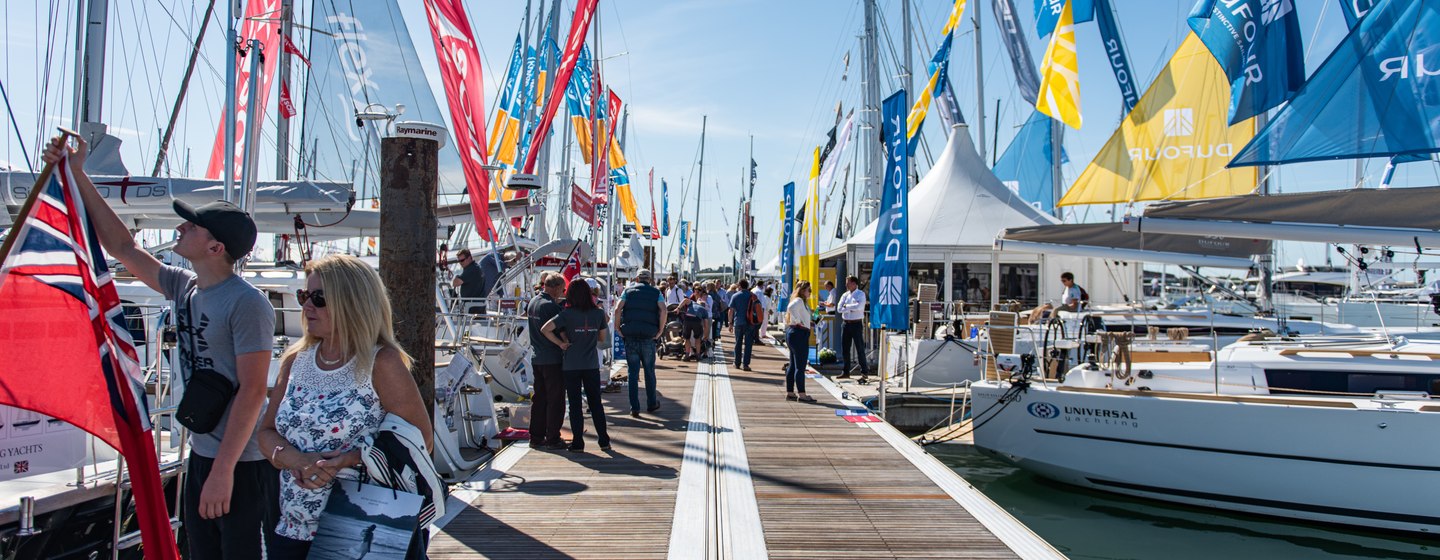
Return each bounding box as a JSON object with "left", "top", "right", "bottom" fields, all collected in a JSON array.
[{"left": 727, "top": 279, "right": 764, "bottom": 371}]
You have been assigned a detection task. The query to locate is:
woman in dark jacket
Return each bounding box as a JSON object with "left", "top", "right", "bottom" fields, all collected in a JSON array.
[{"left": 541, "top": 279, "right": 612, "bottom": 452}]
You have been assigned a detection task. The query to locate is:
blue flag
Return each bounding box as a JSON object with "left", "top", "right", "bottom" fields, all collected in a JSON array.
[
  {"left": 781, "top": 182, "right": 795, "bottom": 309},
  {"left": 1093, "top": 0, "right": 1140, "bottom": 114},
  {"left": 871, "top": 90, "right": 909, "bottom": 330},
  {"left": 993, "top": 110, "right": 1067, "bottom": 213},
  {"left": 1229, "top": 1, "right": 1440, "bottom": 167},
  {"left": 1035, "top": 0, "right": 1095, "bottom": 38},
  {"left": 678, "top": 219, "right": 690, "bottom": 262},
  {"left": 661, "top": 179, "right": 670, "bottom": 236},
  {"left": 1334, "top": 0, "right": 1426, "bottom": 165},
  {"left": 1187, "top": 0, "right": 1305, "bottom": 125}
]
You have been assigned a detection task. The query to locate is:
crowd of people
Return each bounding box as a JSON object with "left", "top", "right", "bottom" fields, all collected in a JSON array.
[{"left": 43, "top": 130, "right": 887, "bottom": 559}]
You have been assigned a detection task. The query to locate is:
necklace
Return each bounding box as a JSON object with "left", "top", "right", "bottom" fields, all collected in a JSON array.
[{"left": 316, "top": 345, "right": 346, "bottom": 366}]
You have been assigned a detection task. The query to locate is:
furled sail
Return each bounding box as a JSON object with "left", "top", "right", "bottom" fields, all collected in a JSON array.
[
  {"left": 1058, "top": 34, "right": 1256, "bottom": 207},
  {"left": 304, "top": 0, "right": 465, "bottom": 200},
  {"left": 1228, "top": 0, "right": 1440, "bottom": 167}
]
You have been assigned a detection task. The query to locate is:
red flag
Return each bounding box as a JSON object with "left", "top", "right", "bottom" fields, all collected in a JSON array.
[
  {"left": 281, "top": 33, "right": 310, "bottom": 67},
  {"left": 278, "top": 81, "right": 297, "bottom": 118},
  {"left": 571, "top": 182, "right": 596, "bottom": 226},
  {"left": 561, "top": 241, "right": 584, "bottom": 283},
  {"left": 0, "top": 158, "right": 179, "bottom": 560},
  {"left": 522, "top": 0, "right": 599, "bottom": 173},
  {"left": 205, "top": 0, "right": 282, "bottom": 180},
  {"left": 423, "top": 0, "right": 497, "bottom": 241}
]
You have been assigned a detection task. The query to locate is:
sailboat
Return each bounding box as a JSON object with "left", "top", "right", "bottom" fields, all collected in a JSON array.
[{"left": 973, "top": 2, "right": 1440, "bottom": 534}]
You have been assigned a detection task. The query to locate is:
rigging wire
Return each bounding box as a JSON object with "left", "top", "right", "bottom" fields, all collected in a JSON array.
[{"left": 0, "top": 80, "right": 35, "bottom": 174}]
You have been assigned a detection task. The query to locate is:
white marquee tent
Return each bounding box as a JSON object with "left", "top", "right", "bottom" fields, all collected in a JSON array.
[{"left": 820, "top": 125, "right": 1137, "bottom": 308}]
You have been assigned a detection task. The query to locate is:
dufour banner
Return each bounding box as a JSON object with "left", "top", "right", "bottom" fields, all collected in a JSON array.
[
  {"left": 1187, "top": 0, "right": 1305, "bottom": 125},
  {"left": 1093, "top": 0, "right": 1139, "bottom": 114},
  {"left": 661, "top": 179, "right": 670, "bottom": 236},
  {"left": 871, "top": 90, "right": 909, "bottom": 330},
  {"left": 994, "top": 0, "right": 1041, "bottom": 105},
  {"left": 780, "top": 181, "right": 795, "bottom": 309},
  {"left": 1338, "top": 0, "right": 1377, "bottom": 28}
]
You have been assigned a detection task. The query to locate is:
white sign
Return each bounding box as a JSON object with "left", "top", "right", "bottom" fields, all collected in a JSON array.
[{"left": 0, "top": 405, "right": 87, "bottom": 481}]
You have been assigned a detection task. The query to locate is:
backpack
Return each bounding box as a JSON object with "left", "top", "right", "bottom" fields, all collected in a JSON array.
[
  {"left": 1078, "top": 285, "right": 1090, "bottom": 302},
  {"left": 745, "top": 293, "right": 764, "bottom": 325}
]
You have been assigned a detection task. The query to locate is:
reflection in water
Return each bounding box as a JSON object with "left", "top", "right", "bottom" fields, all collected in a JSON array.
[{"left": 932, "top": 445, "right": 1438, "bottom": 560}]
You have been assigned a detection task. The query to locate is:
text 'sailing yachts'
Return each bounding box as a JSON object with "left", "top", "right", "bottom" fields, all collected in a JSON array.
[{"left": 969, "top": 337, "right": 1440, "bottom": 534}]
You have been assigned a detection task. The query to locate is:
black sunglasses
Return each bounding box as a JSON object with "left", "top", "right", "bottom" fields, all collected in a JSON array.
[{"left": 296, "top": 289, "right": 327, "bottom": 308}]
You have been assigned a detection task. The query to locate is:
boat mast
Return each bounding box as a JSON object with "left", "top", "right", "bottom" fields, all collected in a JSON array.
[
  {"left": 693, "top": 116, "right": 706, "bottom": 276},
  {"left": 154, "top": 0, "right": 218, "bottom": 176},
  {"left": 1256, "top": 111, "right": 1273, "bottom": 313},
  {"left": 589, "top": 8, "right": 601, "bottom": 276},
  {"left": 973, "top": 0, "right": 986, "bottom": 164},
  {"left": 551, "top": 4, "right": 572, "bottom": 241},
  {"left": 531, "top": 0, "right": 553, "bottom": 244},
  {"left": 274, "top": 0, "right": 295, "bottom": 180},
  {"left": 861, "top": 0, "right": 881, "bottom": 224},
  {"left": 902, "top": 0, "right": 914, "bottom": 184},
  {"left": 224, "top": 0, "right": 238, "bottom": 201},
  {"left": 239, "top": 39, "right": 265, "bottom": 216},
  {"left": 77, "top": 0, "right": 109, "bottom": 144}
]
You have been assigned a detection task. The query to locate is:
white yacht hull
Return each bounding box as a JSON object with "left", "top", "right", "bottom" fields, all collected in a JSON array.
[{"left": 970, "top": 382, "right": 1440, "bottom": 534}]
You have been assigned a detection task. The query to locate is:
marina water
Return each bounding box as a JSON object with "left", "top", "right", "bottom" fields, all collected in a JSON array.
[{"left": 933, "top": 445, "right": 1437, "bottom": 559}]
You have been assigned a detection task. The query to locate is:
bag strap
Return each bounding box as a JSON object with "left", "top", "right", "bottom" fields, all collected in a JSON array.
[{"left": 175, "top": 289, "right": 198, "bottom": 385}]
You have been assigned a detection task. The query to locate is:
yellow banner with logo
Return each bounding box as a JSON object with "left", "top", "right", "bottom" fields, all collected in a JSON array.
[{"left": 1058, "top": 34, "right": 1256, "bottom": 207}]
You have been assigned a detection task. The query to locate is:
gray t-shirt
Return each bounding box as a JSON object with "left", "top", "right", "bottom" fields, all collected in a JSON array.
[
  {"left": 549, "top": 307, "right": 609, "bottom": 371},
  {"left": 161, "top": 265, "right": 275, "bottom": 462},
  {"left": 527, "top": 293, "right": 565, "bottom": 366}
]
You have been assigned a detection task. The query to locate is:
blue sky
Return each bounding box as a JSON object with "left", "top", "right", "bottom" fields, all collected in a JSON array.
[{"left": 2, "top": 1, "right": 1427, "bottom": 271}]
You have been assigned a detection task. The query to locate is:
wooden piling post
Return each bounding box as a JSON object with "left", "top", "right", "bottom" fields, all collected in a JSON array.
[{"left": 380, "top": 134, "right": 439, "bottom": 416}]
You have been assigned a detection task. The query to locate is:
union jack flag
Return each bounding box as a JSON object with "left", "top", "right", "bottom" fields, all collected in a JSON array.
[
  {"left": 561, "top": 240, "right": 583, "bottom": 283},
  {"left": 0, "top": 156, "right": 179, "bottom": 559}
]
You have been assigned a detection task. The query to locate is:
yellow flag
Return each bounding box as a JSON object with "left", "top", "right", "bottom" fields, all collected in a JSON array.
[
  {"left": 616, "top": 181, "right": 641, "bottom": 227},
  {"left": 495, "top": 116, "right": 521, "bottom": 166},
  {"left": 800, "top": 147, "right": 821, "bottom": 307},
  {"left": 1059, "top": 34, "right": 1256, "bottom": 207},
  {"left": 1036, "top": 0, "right": 1081, "bottom": 130},
  {"left": 940, "top": 0, "right": 968, "bottom": 35},
  {"left": 907, "top": 64, "right": 943, "bottom": 142}
]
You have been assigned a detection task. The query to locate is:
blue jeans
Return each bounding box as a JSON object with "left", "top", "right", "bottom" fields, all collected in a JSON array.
[
  {"left": 785, "top": 326, "right": 810, "bottom": 393},
  {"left": 732, "top": 323, "right": 757, "bottom": 367},
  {"left": 625, "top": 337, "right": 659, "bottom": 412}
]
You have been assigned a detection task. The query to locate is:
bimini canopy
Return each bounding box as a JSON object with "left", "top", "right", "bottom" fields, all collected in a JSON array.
[
  {"left": 829, "top": 124, "right": 1056, "bottom": 258},
  {"left": 996, "top": 223, "right": 1270, "bottom": 268},
  {"left": 1129, "top": 186, "right": 1440, "bottom": 248}
]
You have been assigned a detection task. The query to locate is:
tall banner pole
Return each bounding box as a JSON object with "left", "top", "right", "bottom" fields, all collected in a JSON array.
[{"left": 872, "top": 89, "right": 909, "bottom": 418}]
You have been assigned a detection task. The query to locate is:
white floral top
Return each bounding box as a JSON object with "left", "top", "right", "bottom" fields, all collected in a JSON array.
[{"left": 274, "top": 345, "right": 386, "bottom": 540}]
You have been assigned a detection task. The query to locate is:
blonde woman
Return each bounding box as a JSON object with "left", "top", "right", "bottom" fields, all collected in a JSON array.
[
  {"left": 785, "top": 281, "right": 817, "bottom": 403},
  {"left": 257, "top": 255, "right": 432, "bottom": 557}
]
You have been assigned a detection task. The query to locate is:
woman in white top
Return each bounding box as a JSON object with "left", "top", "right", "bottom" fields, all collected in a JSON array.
[
  {"left": 784, "top": 281, "right": 817, "bottom": 403},
  {"left": 256, "top": 255, "right": 433, "bottom": 558}
]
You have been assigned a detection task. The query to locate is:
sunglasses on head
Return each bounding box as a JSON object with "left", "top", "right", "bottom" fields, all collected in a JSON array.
[{"left": 296, "top": 289, "right": 327, "bottom": 308}]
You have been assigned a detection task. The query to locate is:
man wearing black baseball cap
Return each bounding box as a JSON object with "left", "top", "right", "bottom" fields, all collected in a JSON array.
[{"left": 45, "top": 135, "right": 279, "bottom": 559}]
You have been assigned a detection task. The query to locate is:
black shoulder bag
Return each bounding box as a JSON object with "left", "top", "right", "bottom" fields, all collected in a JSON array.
[{"left": 174, "top": 291, "right": 237, "bottom": 434}]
